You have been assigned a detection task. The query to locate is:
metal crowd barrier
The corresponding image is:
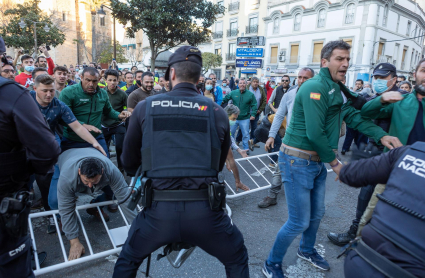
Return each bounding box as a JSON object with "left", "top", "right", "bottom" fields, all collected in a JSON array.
[{"left": 29, "top": 151, "right": 333, "bottom": 276}]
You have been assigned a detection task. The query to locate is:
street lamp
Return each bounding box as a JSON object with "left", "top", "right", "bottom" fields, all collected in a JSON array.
[
  {"left": 98, "top": 5, "right": 116, "bottom": 61},
  {"left": 18, "top": 19, "right": 50, "bottom": 55}
]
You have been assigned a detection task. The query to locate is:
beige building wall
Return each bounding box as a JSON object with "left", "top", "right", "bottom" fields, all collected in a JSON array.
[{"left": 3, "top": 0, "right": 112, "bottom": 66}]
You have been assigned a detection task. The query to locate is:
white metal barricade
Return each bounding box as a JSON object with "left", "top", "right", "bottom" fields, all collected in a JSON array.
[{"left": 223, "top": 151, "right": 334, "bottom": 199}]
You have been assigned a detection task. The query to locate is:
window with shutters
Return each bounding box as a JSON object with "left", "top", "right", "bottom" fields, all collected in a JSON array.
[
  {"left": 396, "top": 15, "right": 400, "bottom": 33},
  {"left": 100, "top": 17, "right": 105, "bottom": 26},
  {"left": 377, "top": 41, "right": 385, "bottom": 63},
  {"left": 401, "top": 46, "right": 408, "bottom": 70},
  {"left": 407, "top": 21, "right": 412, "bottom": 36},
  {"left": 290, "top": 44, "right": 299, "bottom": 64},
  {"left": 317, "top": 9, "right": 326, "bottom": 28},
  {"left": 294, "top": 13, "right": 301, "bottom": 31},
  {"left": 345, "top": 4, "right": 355, "bottom": 24},
  {"left": 273, "top": 18, "right": 279, "bottom": 34},
  {"left": 312, "top": 42, "right": 324, "bottom": 63},
  {"left": 270, "top": 46, "right": 278, "bottom": 63},
  {"left": 382, "top": 5, "right": 388, "bottom": 26}
]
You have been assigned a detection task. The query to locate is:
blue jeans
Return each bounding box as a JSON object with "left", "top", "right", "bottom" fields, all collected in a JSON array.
[
  {"left": 60, "top": 134, "right": 110, "bottom": 158},
  {"left": 231, "top": 119, "right": 250, "bottom": 150},
  {"left": 267, "top": 151, "right": 327, "bottom": 265},
  {"left": 342, "top": 127, "right": 368, "bottom": 151},
  {"left": 236, "top": 114, "right": 260, "bottom": 141}
]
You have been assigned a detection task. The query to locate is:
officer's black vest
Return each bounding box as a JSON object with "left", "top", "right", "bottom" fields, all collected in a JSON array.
[
  {"left": 141, "top": 93, "right": 222, "bottom": 179},
  {"left": 0, "top": 77, "right": 28, "bottom": 179},
  {"left": 274, "top": 86, "right": 286, "bottom": 109},
  {"left": 370, "top": 142, "right": 425, "bottom": 263}
]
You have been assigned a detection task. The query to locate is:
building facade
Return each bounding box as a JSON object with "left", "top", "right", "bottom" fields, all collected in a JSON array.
[
  {"left": 263, "top": 0, "right": 425, "bottom": 86},
  {"left": 210, "top": 0, "right": 268, "bottom": 80},
  {"left": 3, "top": 0, "right": 113, "bottom": 67}
]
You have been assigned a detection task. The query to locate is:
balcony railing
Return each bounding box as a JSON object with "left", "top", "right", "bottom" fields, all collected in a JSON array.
[
  {"left": 226, "top": 53, "right": 236, "bottom": 61},
  {"left": 246, "top": 25, "right": 258, "bottom": 34},
  {"left": 377, "top": 55, "right": 390, "bottom": 63},
  {"left": 228, "top": 1, "right": 239, "bottom": 12},
  {"left": 227, "top": 28, "right": 239, "bottom": 37},
  {"left": 212, "top": 32, "right": 223, "bottom": 39}
]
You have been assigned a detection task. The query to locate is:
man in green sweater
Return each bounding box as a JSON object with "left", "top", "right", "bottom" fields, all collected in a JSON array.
[
  {"left": 55, "top": 67, "right": 130, "bottom": 217},
  {"left": 361, "top": 58, "right": 425, "bottom": 146},
  {"left": 262, "top": 40, "right": 402, "bottom": 278},
  {"left": 222, "top": 78, "right": 257, "bottom": 152},
  {"left": 59, "top": 67, "right": 131, "bottom": 156}
]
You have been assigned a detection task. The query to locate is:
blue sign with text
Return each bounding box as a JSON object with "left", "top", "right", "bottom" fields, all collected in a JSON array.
[
  {"left": 236, "top": 59, "right": 263, "bottom": 68},
  {"left": 236, "top": 48, "right": 264, "bottom": 57}
]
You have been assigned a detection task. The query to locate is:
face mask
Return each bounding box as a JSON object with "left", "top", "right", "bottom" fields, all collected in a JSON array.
[
  {"left": 25, "top": 65, "right": 34, "bottom": 72},
  {"left": 229, "top": 120, "right": 236, "bottom": 126},
  {"left": 136, "top": 80, "right": 142, "bottom": 86},
  {"left": 372, "top": 79, "right": 389, "bottom": 94},
  {"left": 222, "top": 83, "right": 227, "bottom": 87},
  {"left": 205, "top": 85, "right": 213, "bottom": 91},
  {"left": 271, "top": 84, "right": 276, "bottom": 89}
]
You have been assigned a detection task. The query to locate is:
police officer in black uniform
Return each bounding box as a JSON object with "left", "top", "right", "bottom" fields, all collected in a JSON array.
[
  {"left": 0, "top": 37, "right": 60, "bottom": 277},
  {"left": 338, "top": 143, "right": 425, "bottom": 278},
  {"left": 113, "top": 46, "right": 249, "bottom": 277}
]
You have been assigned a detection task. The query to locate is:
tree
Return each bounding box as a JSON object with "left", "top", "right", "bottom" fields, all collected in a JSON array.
[
  {"left": 202, "top": 52, "right": 222, "bottom": 74},
  {"left": 98, "top": 41, "right": 127, "bottom": 64},
  {"left": 0, "top": 0, "right": 66, "bottom": 55},
  {"left": 110, "top": 0, "right": 224, "bottom": 71}
]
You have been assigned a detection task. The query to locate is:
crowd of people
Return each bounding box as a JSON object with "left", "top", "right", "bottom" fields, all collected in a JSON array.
[{"left": 1, "top": 37, "right": 424, "bottom": 278}]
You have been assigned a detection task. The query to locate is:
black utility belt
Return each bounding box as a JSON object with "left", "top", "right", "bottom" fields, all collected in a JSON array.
[
  {"left": 153, "top": 189, "right": 209, "bottom": 201},
  {"left": 128, "top": 177, "right": 226, "bottom": 211}
]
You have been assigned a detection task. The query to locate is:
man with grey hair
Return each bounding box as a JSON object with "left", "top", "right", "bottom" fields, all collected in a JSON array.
[
  {"left": 259, "top": 67, "right": 315, "bottom": 208},
  {"left": 262, "top": 40, "right": 402, "bottom": 278}
]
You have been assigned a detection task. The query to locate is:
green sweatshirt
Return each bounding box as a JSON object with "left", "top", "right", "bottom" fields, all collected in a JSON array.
[
  {"left": 283, "top": 67, "right": 388, "bottom": 163},
  {"left": 59, "top": 83, "right": 120, "bottom": 142},
  {"left": 222, "top": 89, "right": 257, "bottom": 120},
  {"left": 361, "top": 91, "right": 425, "bottom": 149}
]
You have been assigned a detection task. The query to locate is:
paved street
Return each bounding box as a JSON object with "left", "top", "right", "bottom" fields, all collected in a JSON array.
[{"left": 31, "top": 137, "right": 358, "bottom": 278}]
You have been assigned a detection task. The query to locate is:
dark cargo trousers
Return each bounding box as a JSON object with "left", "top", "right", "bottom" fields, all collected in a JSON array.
[{"left": 113, "top": 200, "right": 249, "bottom": 278}]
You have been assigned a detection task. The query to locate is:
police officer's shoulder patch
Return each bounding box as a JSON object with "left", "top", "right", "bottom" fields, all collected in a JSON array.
[{"left": 310, "top": 92, "right": 321, "bottom": 100}]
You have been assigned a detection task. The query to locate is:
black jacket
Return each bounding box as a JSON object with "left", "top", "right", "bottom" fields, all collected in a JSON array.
[
  {"left": 0, "top": 81, "right": 60, "bottom": 186},
  {"left": 125, "top": 84, "right": 140, "bottom": 96},
  {"left": 339, "top": 146, "right": 408, "bottom": 187},
  {"left": 121, "top": 82, "right": 231, "bottom": 190}
]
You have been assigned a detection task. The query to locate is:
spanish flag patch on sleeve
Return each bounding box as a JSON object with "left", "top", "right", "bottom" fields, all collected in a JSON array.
[{"left": 310, "top": 93, "right": 321, "bottom": 100}]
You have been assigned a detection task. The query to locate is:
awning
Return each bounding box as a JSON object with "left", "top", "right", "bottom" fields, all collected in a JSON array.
[{"left": 154, "top": 50, "right": 173, "bottom": 67}]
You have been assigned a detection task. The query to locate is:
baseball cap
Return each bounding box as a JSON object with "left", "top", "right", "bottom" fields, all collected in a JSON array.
[
  {"left": 373, "top": 63, "right": 397, "bottom": 77},
  {"left": 164, "top": 46, "right": 202, "bottom": 81}
]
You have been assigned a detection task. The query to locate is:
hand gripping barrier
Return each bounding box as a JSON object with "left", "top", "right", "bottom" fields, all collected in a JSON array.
[{"left": 29, "top": 152, "right": 331, "bottom": 276}]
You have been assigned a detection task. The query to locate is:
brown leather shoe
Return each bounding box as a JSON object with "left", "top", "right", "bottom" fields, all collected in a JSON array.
[{"left": 86, "top": 207, "right": 110, "bottom": 222}]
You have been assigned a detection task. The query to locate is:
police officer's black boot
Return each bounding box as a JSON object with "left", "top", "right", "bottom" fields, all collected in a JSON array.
[{"left": 327, "top": 224, "right": 357, "bottom": 246}]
